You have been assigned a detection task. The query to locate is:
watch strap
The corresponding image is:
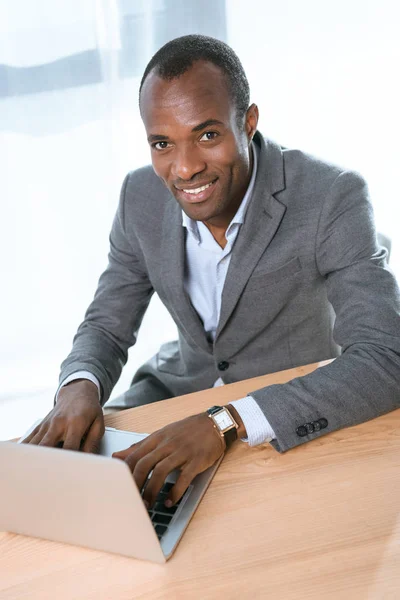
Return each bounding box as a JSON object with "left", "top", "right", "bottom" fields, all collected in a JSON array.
[
  {"left": 223, "top": 425, "right": 238, "bottom": 448},
  {"left": 207, "top": 405, "right": 223, "bottom": 416}
]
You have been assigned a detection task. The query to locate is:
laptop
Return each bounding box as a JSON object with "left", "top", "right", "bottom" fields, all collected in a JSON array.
[{"left": 0, "top": 424, "right": 223, "bottom": 563}]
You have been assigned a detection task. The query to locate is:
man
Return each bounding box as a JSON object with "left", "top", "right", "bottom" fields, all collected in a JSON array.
[{"left": 24, "top": 35, "right": 400, "bottom": 510}]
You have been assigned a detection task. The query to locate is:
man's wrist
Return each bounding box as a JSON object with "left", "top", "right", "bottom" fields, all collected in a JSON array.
[
  {"left": 60, "top": 378, "right": 99, "bottom": 396},
  {"left": 57, "top": 371, "right": 102, "bottom": 405}
]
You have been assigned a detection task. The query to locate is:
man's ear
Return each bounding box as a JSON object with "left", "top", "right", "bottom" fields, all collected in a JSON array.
[{"left": 245, "top": 103, "right": 259, "bottom": 142}]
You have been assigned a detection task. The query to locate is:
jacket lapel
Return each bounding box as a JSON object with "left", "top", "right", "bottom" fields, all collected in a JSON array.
[
  {"left": 160, "top": 198, "right": 212, "bottom": 353},
  {"left": 215, "top": 135, "right": 287, "bottom": 340}
]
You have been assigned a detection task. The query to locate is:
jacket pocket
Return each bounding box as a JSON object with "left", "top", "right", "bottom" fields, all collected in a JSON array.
[
  {"left": 246, "top": 257, "right": 302, "bottom": 291},
  {"left": 156, "top": 340, "right": 185, "bottom": 375}
]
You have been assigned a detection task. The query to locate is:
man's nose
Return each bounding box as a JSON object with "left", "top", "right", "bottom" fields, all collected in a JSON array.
[{"left": 171, "top": 147, "right": 206, "bottom": 181}]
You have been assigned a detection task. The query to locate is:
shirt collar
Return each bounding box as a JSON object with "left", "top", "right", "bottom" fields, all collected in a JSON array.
[{"left": 182, "top": 141, "right": 259, "bottom": 242}]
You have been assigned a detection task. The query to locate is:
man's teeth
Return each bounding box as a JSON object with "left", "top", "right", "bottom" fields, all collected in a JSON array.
[{"left": 183, "top": 181, "right": 213, "bottom": 195}]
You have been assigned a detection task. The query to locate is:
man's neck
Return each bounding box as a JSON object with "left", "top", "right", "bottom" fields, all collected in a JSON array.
[{"left": 203, "top": 222, "right": 228, "bottom": 249}]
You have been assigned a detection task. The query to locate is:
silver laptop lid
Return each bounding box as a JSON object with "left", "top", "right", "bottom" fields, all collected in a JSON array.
[{"left": 0, "top": 441, "right": 165, "bottom": 563}]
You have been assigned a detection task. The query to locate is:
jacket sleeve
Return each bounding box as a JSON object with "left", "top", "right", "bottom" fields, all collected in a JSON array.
[
  {"left": 59, "top": 173, "right": 154, "bottom": 404},
  {"left": 250, "top": 170, "right": 400, "bottom": 452}
]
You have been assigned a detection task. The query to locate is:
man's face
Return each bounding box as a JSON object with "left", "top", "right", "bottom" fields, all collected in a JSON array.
[{"left": 140, "top": 61, "right": 258, "bottom": 225}]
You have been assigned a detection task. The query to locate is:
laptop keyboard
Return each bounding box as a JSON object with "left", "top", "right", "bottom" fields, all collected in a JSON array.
[{"left": 145, "top": 481, "right": 183, "bottom": 540}]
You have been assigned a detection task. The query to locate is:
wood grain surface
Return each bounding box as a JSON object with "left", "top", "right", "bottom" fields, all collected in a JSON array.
[{"left": 1, "top": 361, "right": 399, "bottom": 600}]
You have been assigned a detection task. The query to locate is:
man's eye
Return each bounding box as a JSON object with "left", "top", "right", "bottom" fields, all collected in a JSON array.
[
  {"left": 200, "top": 131, "right": 218, "bottom": 141},
  {"left": 153, "top": 141, "right": 169, "bottom": 150}
]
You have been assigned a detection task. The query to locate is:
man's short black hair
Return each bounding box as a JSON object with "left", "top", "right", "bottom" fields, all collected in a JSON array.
[{"left": 139, "top": 34, "right": 250, "bottom": 125}]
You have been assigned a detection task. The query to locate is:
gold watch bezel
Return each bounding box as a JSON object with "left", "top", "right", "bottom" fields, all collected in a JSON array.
[{"left": 208, "top": 407, "right": 239, "bottom": 435}]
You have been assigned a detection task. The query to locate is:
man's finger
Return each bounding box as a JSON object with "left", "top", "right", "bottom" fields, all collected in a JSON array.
[
  {"left": 37, "top": 424, "right": 65, "bottom": 448},
  {"left": 142, "top": 453, "right": 184, "bottom": 508},
  {"left": 29, "top": 425, "right": 53, "bottom": 446},
  {"left": 62, "top": 428, "right": 85, "bottom": 451},
  {"left": 113, "top": 433, "right": 161, "bottom": 468},
  {"left": 130, "top": 444, "right": 172, "bottom": 493},
  {"left": 82, "top": 417, "right": 105, "bottom": 453},
  {"left": 167, "top": 464, "right": 196, "bottom": 507},
  {"left": 112, "top": 443, "right": 139, "bottom": 459},
  {"left": 20, "top": 424, "right": 42, "bottom": 444}
]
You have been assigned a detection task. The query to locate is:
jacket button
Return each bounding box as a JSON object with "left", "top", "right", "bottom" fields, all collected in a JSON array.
[
  {"left": 296, "top": 425, "right": 308, "bottom": 437},
  {"left": 304, "top": 422, "right": 315, "bottom": 434},
  {"left": 218, "top": 361, "right": 229, "bottom": 371},
  {"left": 318, "top": 418, "right": 328, "bottom": 429},
  {"left": 313, "top": 420, "right": 321, "bottom": 431}
]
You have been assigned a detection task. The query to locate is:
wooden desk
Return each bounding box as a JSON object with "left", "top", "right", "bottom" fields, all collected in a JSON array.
[{"left": 1, "top": 361, "right": 399, "bottom": 599}]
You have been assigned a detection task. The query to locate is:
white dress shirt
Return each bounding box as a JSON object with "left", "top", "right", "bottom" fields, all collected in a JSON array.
[{"left": 59, "top": 143, "right": 276, "bottom": 446}]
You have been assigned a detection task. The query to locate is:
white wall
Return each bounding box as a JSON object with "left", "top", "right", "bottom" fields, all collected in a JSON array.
[{"left": 226, "top": 0, "right": 400, "bottom": 272}]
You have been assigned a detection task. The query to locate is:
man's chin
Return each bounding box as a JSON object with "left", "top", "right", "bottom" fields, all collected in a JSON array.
[{"left": 180, "top": 200, "right": 218, "bottom": 222}]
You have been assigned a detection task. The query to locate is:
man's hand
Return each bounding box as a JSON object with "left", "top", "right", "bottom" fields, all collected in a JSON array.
[
  {"left": 112, "top": 413, "right": 226, "bottom": 508},
  {"left": 22, "top": 379, "right": 104, "bottom": 452}
]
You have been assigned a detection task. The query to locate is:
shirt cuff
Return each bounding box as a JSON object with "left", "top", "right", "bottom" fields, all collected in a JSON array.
[
  {"left": 56, "top": 371, "right": 101, "bottom": 402},
  {"left": 229, "top": 396, "right": 276, "bottom": 446}
]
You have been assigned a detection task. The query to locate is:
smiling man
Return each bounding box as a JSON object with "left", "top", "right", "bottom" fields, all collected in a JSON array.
[{"left": 24, "top": 35, "right": 400, "bottom": 509}]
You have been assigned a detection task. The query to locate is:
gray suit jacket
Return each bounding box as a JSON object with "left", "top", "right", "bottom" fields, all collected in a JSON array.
[{"left": 60, "top": 132, "right": 400, "bottom": 452}]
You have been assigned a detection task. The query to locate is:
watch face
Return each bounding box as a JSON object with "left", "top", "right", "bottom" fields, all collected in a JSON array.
[{"left": 215, "top": 410, "right": 234, "bottom": 431}]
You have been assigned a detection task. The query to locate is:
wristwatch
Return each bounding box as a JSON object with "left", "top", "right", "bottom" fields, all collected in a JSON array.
[{"left": 207, "top": 405, "right": 239, "bottom": 449}]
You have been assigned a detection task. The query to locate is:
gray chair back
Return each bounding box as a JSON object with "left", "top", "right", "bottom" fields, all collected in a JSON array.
[{"left": 377, "top": 232, "right": 391, "bottom": 263}]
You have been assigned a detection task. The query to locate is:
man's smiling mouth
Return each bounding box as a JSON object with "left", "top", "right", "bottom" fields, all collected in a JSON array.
[
  {"left": 175, "top": 178, "right": 217, "bottom": 192},
  {"left": 182, "top": 181, "right": 214, "bottom": 195},
  {"left": 174, "top": 179, "right": 218, "bottom": 203}
]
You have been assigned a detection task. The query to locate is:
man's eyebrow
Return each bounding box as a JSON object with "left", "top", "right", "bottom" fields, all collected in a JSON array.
[
  {"left": 191, "top": 119, "right": 224, "bottom": 132},
  {"left": 147, "top": 133, "right": 170, "bottom": 143},
  {"left": 147, "top": 119, "right": 224, "bottom": 142}
]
